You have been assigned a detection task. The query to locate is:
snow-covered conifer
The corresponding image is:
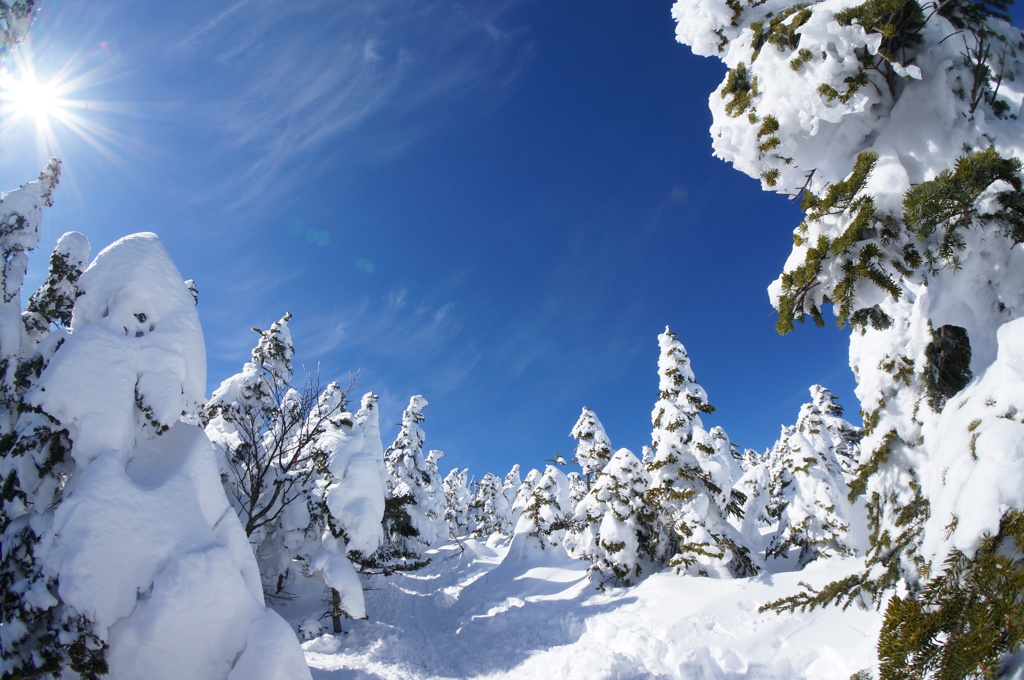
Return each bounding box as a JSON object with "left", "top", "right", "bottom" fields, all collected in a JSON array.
[
  {"left": 378, "top": 395, "right": 443, "bottom": 564},
  {"left": 511, "top": 467, "right": 540, "bottom": 527},
  {"left": 0, "top": 161, "right": 108, "bottom": 679},
  {"left": 0, "top": 0, "right": 37, "bottom": 62},
  {"left": 567, "top": 471, "right": 587, "bottom": 508},
  {"left": 675, "top": 0, "right": 1024, "bottom": 668},
  {"left": 568, "top": 448, "right": 652, "bottom": 587},
  {"left": 733, "top": 451, "right": 773, "bottom": 532},
  {"left": 425, "top": 449, "right": 450, "bottom": 540},
  {"left": 205, "top": 314, "right": 356, "bottom": 596},
  {"left": 571, "top": 407, "right": 613, "bottom": 486},
  {"left": 765, "top": 387, "right": 863, "bottom": 566},
  {"left": 468, "top": 472, "right": 509, "bottom": 538},
  {"left": 21, "top": 230, "right": 89, "bottom": 352},
  {"left": 513, "top": 464, "right": 572, "bottom": 550},
  {"left": 0, "top": 158, "right": 61, "bottom": 434},
  {"left": 808, "top": 385, "right": 861, "bottom": 477},
  {"left": 502, "top": 463, "right": 522, "bottom": 511},
  {"left": 443, "top": 468, "right": 472, "bottom": 538},
  {"left": 645, "top": 327, "right": 756, "bottom": 577},
  {"left": 5, "top": 233, "right": 309, "bottom": 679},
  {"left": 312, "top": 390, "right": 386, "bottom": 629}
]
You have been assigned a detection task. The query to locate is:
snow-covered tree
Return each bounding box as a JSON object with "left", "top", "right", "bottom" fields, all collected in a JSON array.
[
  {"left": 567, "top": 471, "right": 587, "bottom": 508},
  {"left": 377, "top": 395, "right": 443, "bottom": 565},
  {"left": 425, "top": 449, "right": 450, "bottom": 540},
  {"left": 645, "top": 327, "right": 757, "bottom": 578},
  {"left": 21, "top": 230, "right": 89, "bottom": 354},
  {"left": 675, "top": 0, "right": 1024, "bottom": 669},
  {"left": 765, "top": 387, "right": 863, "bottom": 567},
  {"left": 467, "top": 472, "right": 509, "bottom": 538},
  {"left": 443, "top": 467, "right": 472, "bottom": 538},
  {"left": 733, "top": 449, "right": 774, "bottom": 532},
  {"left": 0, "top": 158, "right": 61, "bottom": 434},
  {"left": 501, "top": 463, "right": 522, "bottom": 512},
  {"left": 0, "top": 161, "right": 109, "bottom": 679},
  {"left": 571, "top": 407, "right": 613, "bottom": 486},
  {"left": 568, "top": 448, "right": 653, "bottom": 587},
  {"left": 312, "top": 391, "right": 386, "bottom": 631},
  {"left": 510, "top": 467, "right": 540, "bottom": 527},
  {"left": 0, "top": 0, "right": 37, "bottom": 63},
  {"left": 513, "top": 464, "right": 573, "bottom": 550},
  {"left": 204, "top": 314, "right": 357, "bottom": 596},
  {"left": 4, "top": 233, "right": 310, "bottom": 679}
]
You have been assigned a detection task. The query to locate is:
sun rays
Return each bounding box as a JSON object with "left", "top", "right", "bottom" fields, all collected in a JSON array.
[{"left": 0, "top": 46, "right": 141, "bottom": 176}]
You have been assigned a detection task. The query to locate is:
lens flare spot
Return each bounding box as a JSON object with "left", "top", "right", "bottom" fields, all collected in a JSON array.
[{"left": 305, "top": 228, "right": 330, "bottom": 247}]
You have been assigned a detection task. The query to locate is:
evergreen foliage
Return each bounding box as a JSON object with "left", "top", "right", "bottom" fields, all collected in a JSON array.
[
  {"left": 924, "top": 324, "right": 973, "bottom": 412},
  {"left": 877, "top": 510, "right": 1024, "bottom": 680}
]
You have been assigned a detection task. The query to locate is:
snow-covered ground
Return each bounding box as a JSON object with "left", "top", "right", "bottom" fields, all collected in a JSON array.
[{"left": 287, "top": 538, "right": 882, "bottom": 679}]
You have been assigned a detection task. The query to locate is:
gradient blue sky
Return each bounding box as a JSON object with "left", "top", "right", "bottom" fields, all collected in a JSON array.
[{"left": 2, "top": 0, "right": 868, "bottom": 477}]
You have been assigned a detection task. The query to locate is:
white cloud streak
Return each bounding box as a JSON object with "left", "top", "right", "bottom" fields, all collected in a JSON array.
[{"left": 172, "top": 0, "right": 533, "bottom": 212}]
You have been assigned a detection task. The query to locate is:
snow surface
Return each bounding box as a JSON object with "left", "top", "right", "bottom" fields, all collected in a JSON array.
[{"left": 294, "top": 538, "right": 883, "bottom": 679}]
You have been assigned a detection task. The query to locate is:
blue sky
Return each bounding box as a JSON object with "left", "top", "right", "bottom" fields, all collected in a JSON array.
[{"left": 1, "top": 0, "right": 862, "bottom": 477}]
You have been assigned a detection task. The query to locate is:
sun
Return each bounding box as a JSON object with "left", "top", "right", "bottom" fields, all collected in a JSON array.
[
  {"left": 2, "top": 73, "right": 66, "bottom": 122},
  {"left": 1, "top": 67, "right": 70, "bottom": 126},
  {"left": 0, "top": 51, "right": 124, "bottom": 168}
]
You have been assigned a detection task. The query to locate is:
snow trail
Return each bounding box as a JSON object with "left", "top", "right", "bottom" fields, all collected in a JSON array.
[{"left": 297, "top": 538, "right": 881, "bottom": 679}]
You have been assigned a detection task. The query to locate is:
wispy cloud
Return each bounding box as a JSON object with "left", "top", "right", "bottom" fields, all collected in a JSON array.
[
  {"left": 172, "top": 0, "right": 533, "bottom": 213},
  {"left": 297, "top": 286, "right": 463, "bottom": 361}
]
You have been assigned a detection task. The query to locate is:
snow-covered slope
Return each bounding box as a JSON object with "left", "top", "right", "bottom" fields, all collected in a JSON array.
[{"left": 297, "top": 538, "right": 882, "bottom": 679}]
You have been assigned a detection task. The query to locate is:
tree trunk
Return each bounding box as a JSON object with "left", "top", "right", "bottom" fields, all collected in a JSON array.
[{"left": 330, "top": 588, "right": 343, "bottom": 634}]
